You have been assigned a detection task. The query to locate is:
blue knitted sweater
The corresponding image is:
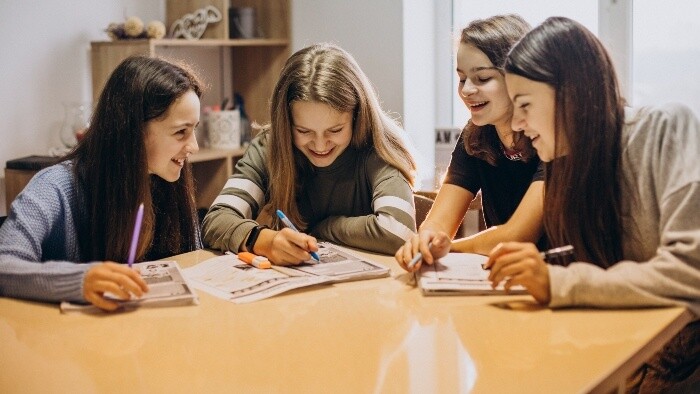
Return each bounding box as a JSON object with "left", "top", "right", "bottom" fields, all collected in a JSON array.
[{"left": 0, "top": 161, "right": 201, "bottom": 304}]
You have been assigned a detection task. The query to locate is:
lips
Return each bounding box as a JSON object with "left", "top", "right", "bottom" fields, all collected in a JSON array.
[
  {"left": 309, "top": 147, "right": 334, "bottom": 157},
  {"left": 171, "top": 157, "right": 186, "bottom": 167}
]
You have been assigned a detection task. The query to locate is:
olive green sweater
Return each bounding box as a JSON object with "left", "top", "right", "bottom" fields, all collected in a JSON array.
[{"left": 202, "top": 133, "right": 416, "bottom": 255}]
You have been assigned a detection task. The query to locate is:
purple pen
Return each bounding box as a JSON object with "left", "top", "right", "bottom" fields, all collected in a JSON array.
[{"left": 127, "top": 203, "right": 145, "bottom": 267}]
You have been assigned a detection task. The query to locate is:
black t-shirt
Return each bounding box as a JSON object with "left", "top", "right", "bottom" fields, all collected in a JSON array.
[{"left": 444, "top": 131, "right": 543, "bottom": 228}]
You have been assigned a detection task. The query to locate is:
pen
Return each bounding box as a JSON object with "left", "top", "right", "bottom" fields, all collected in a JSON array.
[
  {"left": 275, "top": 209, "right": 321, "bottom": 262},
  {"left": 407, "top": 241, "right": 433, "bottom": 269},
  {"left": 539, "top": 245, "right": 574, "bottom": 262},
  {"left": 127, "top": 203, "right": 144, "bottom": 268},
  {"left": 237, "top": 252, "right": 272, "bottom": 269}
]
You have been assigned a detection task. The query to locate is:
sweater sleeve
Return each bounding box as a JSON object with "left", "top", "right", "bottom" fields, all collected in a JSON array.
[
  {"left": 549, "top": 105, "right": 700, "bottom": 316},
  {"left": 310, "top": 152, "right": 416, "bottom": 255},
  {"left": 201, "top": 135, "right": 269, "bottom": 252},
  {"left": 0, "top": 165, "right": 94, "bottom": 303}
]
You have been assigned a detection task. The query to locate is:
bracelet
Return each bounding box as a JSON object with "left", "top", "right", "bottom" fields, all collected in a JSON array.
[{"left": 244, "top": 225, "right": 268, "bottom": 252}]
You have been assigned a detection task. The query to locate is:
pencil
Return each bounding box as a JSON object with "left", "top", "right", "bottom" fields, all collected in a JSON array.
[{"left": 127, "top": 203, "right": 145, "bottom": 268}]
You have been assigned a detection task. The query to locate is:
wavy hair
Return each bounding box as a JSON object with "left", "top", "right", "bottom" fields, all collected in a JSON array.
[
  {"left": 505, "top": 17, "right": 625, "bottom": 266},
  {"left": 64, "top": 55, "right": 202, "bottom": 262},
  {"left": 460, "top": 14, "right": 535, "bottom": 165},
  {"left": 265, "top": 43, "right": 416, "bottom": 228}
]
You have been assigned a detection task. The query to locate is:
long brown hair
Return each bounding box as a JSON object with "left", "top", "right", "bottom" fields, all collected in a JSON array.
[
  {"left": 64, "top": 55, "right": 202, "bottom": 262},
  {"left": 460, "top": 14, "right": 535, "bottom": 165},
  {"left": 505, "top": 17, "right": 625, "bottom": 266},
  {"left": 266, "top": 43, "right": 417, "bottom": 228}
]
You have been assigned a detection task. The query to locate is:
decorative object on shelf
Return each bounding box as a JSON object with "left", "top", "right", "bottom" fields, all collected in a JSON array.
[
  {"left": 170, "top": 5, "right": 223, "bottom": 40},
  {"left": 207, "top": 109, "right": 241, "bottom": 149},
  {"left": 105, "top": 17, "right": 166, "bottom": 40},
  {"left": 229, "top": 7, "right": 259, "bottom": 39},
  {"left": 58, "top": 102, "right": 90, "bottom": 150}
]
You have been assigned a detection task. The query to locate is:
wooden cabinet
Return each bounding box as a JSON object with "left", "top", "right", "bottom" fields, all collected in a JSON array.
[{"left": 90, "top": 0, "right": 290, "bottom": 126}]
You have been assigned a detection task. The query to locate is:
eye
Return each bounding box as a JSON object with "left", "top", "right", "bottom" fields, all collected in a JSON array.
[
  {"left": 328, "top": 128, "right": 343, "bottom": 134},
  {"left": 518, "top": 103, "right": 530, "bottom": 111},
  {"left": 478, "top": 77, "right": 492, "bottom": 83},
  {"left": 295, "top": 128, "right": 310, "bottom": 135}
]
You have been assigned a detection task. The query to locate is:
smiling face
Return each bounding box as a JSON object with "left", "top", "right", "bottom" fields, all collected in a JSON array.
[
  {"left": 144, "top": 90, "right": 200, "bottom": 182},
  {"left": 505, "top": 73, "right": 562, "bottom": 162},
  {"left": 456, "top": 42, "right": 513, "bottom": 131},
  {"left": 291, "top": 100, "right": 353, "bottom": 167}
]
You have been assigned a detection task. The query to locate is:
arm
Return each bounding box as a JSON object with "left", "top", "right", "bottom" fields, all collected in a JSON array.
[
  {"left": 395, "top": 184, "right": 473, "bottom": 270},
  {"left": 201, "top": 136, "right": 269, "bottom": 252},
  {"left": 0, "top": 167, "right": 147, "bottom": 307},
  {"left": 311, "top": 155, "right": 416, "bottom": 255},
  {"left": 452, "top": 180, "right": 544, "bottom": 255}
]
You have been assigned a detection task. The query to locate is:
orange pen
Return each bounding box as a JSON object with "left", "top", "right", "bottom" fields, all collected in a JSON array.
[{"left": 237, "top": 252, "right": 272, "bottom": 269}]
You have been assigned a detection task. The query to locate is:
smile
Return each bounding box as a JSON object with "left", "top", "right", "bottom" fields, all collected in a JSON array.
[
  {"left": 171, "top": 158, "right": 186, "bottom": 167},
  {"left": 468, "top": 101, "right": 487, "bottom": 108},
  {"left": 310, "top": 148, "right": 333, "bottom": 156}
]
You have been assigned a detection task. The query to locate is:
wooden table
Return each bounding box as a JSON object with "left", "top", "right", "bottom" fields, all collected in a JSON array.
[{"left": 0, "top": 249, "right": 692, "bottom": 393}]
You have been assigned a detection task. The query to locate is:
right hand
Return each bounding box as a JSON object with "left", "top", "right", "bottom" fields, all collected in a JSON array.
[
  {"left": 258, "top": 227, "right": 319, "bottom": 265},
  {"left": 83, "top": 262, "right": 149, "bottom": 311},
  {"left": 395, "top": 229, "right": 451, "bottom": 272}
]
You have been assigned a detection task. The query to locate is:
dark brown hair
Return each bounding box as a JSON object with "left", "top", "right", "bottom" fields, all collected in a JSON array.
[
  {"left": 505, "top": 17, "right": 625, "bottom": 266},
  {"left": 460, "top": 14, "right": 536, "bottom": 165},
  {"left": 64, "top": 55, "right": 202, "bottom": 262}
]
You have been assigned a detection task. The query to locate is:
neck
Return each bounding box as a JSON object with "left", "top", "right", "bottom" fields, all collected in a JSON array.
[{"left": 494, "top": 122, "right": 516, "bottom": 147}]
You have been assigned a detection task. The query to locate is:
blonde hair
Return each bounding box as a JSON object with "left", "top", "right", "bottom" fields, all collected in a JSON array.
[{"left": 266, "top": 43, "right": 416, "bottom": 228}]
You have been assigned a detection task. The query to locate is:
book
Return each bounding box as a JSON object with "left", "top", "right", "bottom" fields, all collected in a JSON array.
[
  {"left": 418, "top": 252, "right": 526, "bottom": 295},
  {"left": 60, "top": 261, "right": 199, "bottom": 313},
  {"left": 183, "top": 242, "right": 390, "bottom": 304}
]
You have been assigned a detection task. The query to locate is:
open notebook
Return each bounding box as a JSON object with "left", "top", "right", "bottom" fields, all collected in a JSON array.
[
  {"left": 418, "top": 252, "right": 526, "bottom": 295},
  {"left": 184, "top": 242, "right": 389, "bottom": 304}
]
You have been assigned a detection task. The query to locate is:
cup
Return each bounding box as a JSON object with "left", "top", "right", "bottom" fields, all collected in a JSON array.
[
  {"left": 229, "top": 7, "right": 257, "bottom": 39},
  {"left": 207, "top": 109, "right": 241, "bottom": 149}
]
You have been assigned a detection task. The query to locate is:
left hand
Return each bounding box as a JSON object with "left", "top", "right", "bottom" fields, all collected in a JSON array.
[{"left": 485, "top": 242, "right": 551, "bottom": 304}]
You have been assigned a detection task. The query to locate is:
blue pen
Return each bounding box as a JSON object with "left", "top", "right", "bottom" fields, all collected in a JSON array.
[
  {"left": 275, "top": 209, "right": 321, "bottom": 262},
  {"left": 407, "top": 241, "right": 432, "bottom": 269}
]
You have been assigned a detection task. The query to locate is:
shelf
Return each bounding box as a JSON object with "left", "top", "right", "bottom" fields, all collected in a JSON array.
[
  {"left": 190, "top": 147, "right": 245, "bottom": 163},
  {"left": 91, "top": 38, "right": 290, "bottom": 49}
]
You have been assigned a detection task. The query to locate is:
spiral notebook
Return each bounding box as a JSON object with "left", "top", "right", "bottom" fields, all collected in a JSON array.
[{"left": 418, "top": 253, "right": 526, "bottom": 295}]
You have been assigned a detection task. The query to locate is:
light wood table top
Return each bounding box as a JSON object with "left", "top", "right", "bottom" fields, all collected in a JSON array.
[{"left": 0, "top": 249, "right": 692, "bottom": 393}]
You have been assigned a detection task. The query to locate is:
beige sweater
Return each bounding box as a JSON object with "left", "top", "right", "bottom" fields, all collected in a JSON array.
[{"left": 549, "top": 104, "right": 700, "bottom": 317}]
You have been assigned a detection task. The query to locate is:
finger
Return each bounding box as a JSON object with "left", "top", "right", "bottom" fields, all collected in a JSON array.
[
  {"left": 490, "top": 260, "right": 530, "bottom": 285},
  {"left": 487, "top": 246, "right": 534, "bottom": 277},
  {"left": 84, "top": 291, "right": 121, "bottom": 311}
]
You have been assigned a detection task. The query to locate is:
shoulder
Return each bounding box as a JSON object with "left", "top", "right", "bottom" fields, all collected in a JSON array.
[
  {"left": 625, "top": 103, "right": 699, "bottom": 142},
  {"left": 27, "top": 161, "right": 77, "bottom": 193}
]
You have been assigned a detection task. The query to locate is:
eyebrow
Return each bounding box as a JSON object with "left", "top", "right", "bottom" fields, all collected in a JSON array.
[
  {"left": 511, "top": 94, "right": 526, "bottom": 102},
  {"left": 456, "top": 66, "right": 500, "bottom": 73}
]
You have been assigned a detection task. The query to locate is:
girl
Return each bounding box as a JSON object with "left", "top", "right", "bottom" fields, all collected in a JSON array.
[
  {"left": 0, "top": 56, "right": 203, "bottom": 311},
  {"left": 203, "top": 43, "right": 417, "bottom": 264},
  {"left": 396, "top": 14, "right": 544, "bottom": 271},
  {"left": 489, "top": 17, "right": 700, "bottom": 391}
]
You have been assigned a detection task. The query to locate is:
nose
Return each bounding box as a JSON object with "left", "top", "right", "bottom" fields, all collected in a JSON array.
[
  {"left": 460, "top": 79, "right": 477, "bottom": 97},
  {"left": 311, "top": 131, "right": 327, "bottom": 149},
  {"left": 511, "top": 108, "right": 526, "bottom": 132},
  {"left": 187, "top": 131, "right": 199, "bottom": 154}
]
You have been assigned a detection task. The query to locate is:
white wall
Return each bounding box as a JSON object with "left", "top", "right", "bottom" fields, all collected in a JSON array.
[{"left": 0, "top": 0, "right": 163, "bottom": 215}]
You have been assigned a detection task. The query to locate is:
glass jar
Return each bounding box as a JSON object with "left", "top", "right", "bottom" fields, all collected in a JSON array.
[{"left": 59, "top": 102, "right": 91, "bottom": 149}]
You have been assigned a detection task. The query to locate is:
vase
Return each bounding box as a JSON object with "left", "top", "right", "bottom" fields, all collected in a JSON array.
[{"left": 59, "top": 102, "right": 91, "bottom": 149}]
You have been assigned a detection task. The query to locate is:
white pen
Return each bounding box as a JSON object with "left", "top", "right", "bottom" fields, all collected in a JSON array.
[
  {"left": 407, "top": 241, "right": 433, "bottom": 269},
  {"left": 539, "top": 245, "right": 574, "bottom": 262}
]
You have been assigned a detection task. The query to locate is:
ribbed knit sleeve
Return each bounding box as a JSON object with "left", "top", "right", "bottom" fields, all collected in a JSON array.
[
  {"left": 202, "top": 134, "right": 269, "bottom": 252},
  {"left": 0, "top": 163, "right": 96, "bottom": 303}
]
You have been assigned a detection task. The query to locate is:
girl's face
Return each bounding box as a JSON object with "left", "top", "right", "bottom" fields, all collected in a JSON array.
[
  {"left": 144, "top": 90, "right": 200, "bottom": 182},
  {"left": 291, "top": 101, "right": 353, "bottom": 167},
  {"left": 456, "top": 42, "right": 513, "bottom": 130},
  {"left": 505, "top": 73, "right": 560, "bottom": 162}
]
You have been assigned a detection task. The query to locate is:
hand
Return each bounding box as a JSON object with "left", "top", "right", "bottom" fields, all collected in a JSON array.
[
  {"left": 395, "top": 229, "right": 451, "bottom": 272},
  {"left": 262, "top": 228, "right": 319, "bottom": 265},
  {"left": 83, "top": 262, "right": 149, "bottom": 311},
  {"left": 485, "top": 242, "right": 551, "bottom": 304}
]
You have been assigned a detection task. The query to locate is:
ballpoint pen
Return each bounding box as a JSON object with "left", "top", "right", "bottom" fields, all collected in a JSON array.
[
  {"left": 539, "top": 245, "right": 574, "bottom": 262},
  {"left": 127, "top": 203, "right": 145, "bottom": 268},
  {"left": 275, "top": 209, "right": 321, "bottom": 262},
  {"left": 407, "top": 241, "right": 433, "bottom": 269}
]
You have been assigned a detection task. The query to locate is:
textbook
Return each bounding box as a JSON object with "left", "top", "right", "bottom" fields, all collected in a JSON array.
[
  {"left": 183, "top": 242, "right": 390, "bottom": 304},
  {"left": 418, "top": 253, "right": 526, "bottom": 296},
  {"left": 60, "top": 261, "right": 199, "bottom": 313}
]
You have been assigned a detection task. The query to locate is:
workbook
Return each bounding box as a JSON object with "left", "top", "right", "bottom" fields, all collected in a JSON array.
[
  {"left": 418, "top": 253, "right": 526, "bottom": 295},
  {"left": 183, "top": 242, "right": 389, "bottom": 304},
  {"left": 60, "top": 261, "right": 199, "bottom": 313}
]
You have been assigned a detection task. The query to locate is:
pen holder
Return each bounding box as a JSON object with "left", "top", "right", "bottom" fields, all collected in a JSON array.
[{"left": 207, "top": 109, "right": 240, "bottom": 149}]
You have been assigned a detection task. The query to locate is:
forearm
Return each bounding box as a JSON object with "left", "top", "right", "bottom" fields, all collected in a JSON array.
[
  {"left": 312, "top": 214, "right": 412, "bottom": 255},
  {"left": 0, "top": 258, "right": 93, "bottom": 303}
]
